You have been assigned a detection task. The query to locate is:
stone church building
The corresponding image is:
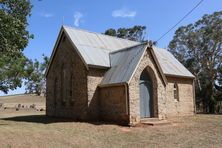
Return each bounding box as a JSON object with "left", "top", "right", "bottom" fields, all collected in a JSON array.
[{"left": 45, "top": 26, "right": 195, "bottom": 125}]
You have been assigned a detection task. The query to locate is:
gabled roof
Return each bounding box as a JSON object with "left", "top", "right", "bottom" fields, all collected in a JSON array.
[
  {"left": 153, "top": 47, "right": 194, "bottom": 78},
  {"left": 101, "top": 43, "right": 147, "bottom": 85},
  {"left": 100, "top": 43, "right": 167, "bottom": 86},
  {"left": 46, "top": 26, "right": 194, "bottom": 81},
  {"left": 64, "top": 26, "right": 139, "bottom": 67}
]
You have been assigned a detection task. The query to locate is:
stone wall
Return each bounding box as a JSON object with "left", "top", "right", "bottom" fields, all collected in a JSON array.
[
  {"left": 99, "top": 85, "right": 129, "bottom": 124},
  {"left": 46, "top": 37, "right": 195, "bottom": 124},
  {"left": 87, "top": 68, "right": 106, "bottom": 120},
  {"left": 165, "top": 76, "right": 195, "bottom": 117},
  {"left": 128, "top": 49, "right": 166, "bottom": 125},
  {"left": 46, "top": 34, "right": 88, "bottom": 120}
]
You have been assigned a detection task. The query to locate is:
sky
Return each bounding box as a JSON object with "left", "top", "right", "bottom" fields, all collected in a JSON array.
[{"left": 1, "top": 0, "right": 222, "bottom": 96}]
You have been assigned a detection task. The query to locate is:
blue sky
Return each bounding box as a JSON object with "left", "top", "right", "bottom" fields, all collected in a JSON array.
[{"left": 1, "top": 0, "right": 222, "bottom": 96}]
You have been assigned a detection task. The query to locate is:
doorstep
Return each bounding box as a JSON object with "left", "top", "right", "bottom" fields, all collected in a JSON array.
[{"left": 140, "top": 118, "right": 171, "bottom": 126}]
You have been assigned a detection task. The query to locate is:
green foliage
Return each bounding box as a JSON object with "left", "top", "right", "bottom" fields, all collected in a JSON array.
[
  {"left": 0, "top": 53, "right": 29, "bottom": 93},
  {"left": 168, "top": 11, "right": 222, "bottom": 113},
  {"left": 24, "top": 55, "right": 49, "bottom": 96},
  {"left": 0, "top": 0, "right": 32, "bottom": 94},
  {"left": 104, "top": 25, "right": 147, "bottom": 42},
  {"left": 0, "top": 0, "right": 33, "bottom": 53}
]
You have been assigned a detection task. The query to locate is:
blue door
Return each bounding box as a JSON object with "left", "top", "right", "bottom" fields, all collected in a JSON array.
[
  {"left": 140, "top": 81, "right": 152, "bottom": 118},
  {"left": 139, "top": 69, "right": 153, "bottom": 118}
]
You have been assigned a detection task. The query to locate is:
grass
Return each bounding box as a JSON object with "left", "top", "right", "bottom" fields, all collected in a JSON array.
[
  {"left": 0, "top": 110, "right": 221, "bottom": 148},
  {"left": 0, "top": 95, "right": 221, "bottom": 148},
  {"left": 0, "top": 94, "right": 45, "bottom": 103},
  {"left": 0, "top": 94, "right": 45, "bottom": 110}
]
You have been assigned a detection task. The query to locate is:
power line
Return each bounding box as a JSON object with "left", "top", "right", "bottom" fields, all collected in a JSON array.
[{"left": 156, "top": 0, "right": 204, "bottom": 42}]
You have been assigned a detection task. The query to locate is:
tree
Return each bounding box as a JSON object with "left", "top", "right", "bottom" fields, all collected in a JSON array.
[
  {"left": 0, "top": 0, "right": 33, "bottom": 93},
  {"left": 168, "top": 11, "right": 222, "bottom": 113},
  {"left": 25, "top": 55, "right": 49, "bottom": 96},
  {"left": 104, "top": 25, "right": 147, "bottom": 42}
]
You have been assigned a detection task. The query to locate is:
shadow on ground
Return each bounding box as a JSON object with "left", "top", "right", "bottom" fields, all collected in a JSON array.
[
  {"left": 1, "top": 115, "right": 125, "bottom": 126},
  {"left": 1, "top": 115, "right": 72, "bottom": 124}
]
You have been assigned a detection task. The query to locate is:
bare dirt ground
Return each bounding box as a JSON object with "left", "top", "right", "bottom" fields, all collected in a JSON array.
[{"left": 0, "top": 95, "right": 222, "bottom": 148}]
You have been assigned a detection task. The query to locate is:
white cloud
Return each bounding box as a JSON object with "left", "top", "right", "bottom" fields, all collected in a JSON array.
[
  {"left": 112, "top": 8, "right": 136, "bottom": 18},
  {"left": 74, "top": 11, "right": 83, "bottom": 27},
  {"left": 40, "top": 12, "right": 54, "bottom": 18}
]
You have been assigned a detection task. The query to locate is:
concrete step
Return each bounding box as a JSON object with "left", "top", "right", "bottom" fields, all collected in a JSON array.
[
  {"left": 140, "top": 118, "right": 160, "bottom": 122},
  {"left": 140, "top": 118, "right": 171, "bottom": 126}
]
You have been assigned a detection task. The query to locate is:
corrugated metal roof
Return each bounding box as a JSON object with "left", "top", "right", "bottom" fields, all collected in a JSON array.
[
  {"left": 47, "top": 26, "right": 194, "bottom": 80},
  {"left": 153, "top": 47, "right": 194, "bottom": 78},
  {"left": 64, "top": 26, "right": 139, "bottom": 67},
  {"left": 101, "top": 44, "right": 147, "bottom": 85}
]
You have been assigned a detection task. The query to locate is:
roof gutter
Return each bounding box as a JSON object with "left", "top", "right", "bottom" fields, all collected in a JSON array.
[
  {"left": 98, "top": 82, "right": 127, "bottom": 88},
  {"left": 125, "top": 83, "right": 130, "bottom": 119},
  {"left": 165, "top": 74, "right": 195, "bottom": 79},
  {"left": 88, "top": 64, "right": 110, "bottom": 70},
  {"left": 110, "top": 42, "right": 145, "bottom": 54}
]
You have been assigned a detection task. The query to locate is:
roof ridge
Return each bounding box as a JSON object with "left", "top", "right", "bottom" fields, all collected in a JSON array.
[
  {"left": 62, "top": 25, "right": 140, "bottom": 44},
  {"left": 110, "top": 42, "right": 148, "bottom": 54}
]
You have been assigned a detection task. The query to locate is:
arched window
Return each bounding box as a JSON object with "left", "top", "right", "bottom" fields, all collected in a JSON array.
[
  {"left": 70, "top": 74, "right": 74, "bottom": 105},
  {"left": 54, "top": 77, "right": 58, "bottom": 106},
  {"left": 173, "top": 83, "right": 179, "bottom": 101},
  {"left": 61, "top": 63, "right": 66, "bottom": 105},
  {"left": 70, "top": 74, "right": 73, "bottom": 98}
]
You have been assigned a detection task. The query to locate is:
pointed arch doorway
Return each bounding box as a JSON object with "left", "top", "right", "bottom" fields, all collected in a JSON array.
[{"left": 139, "top": 68, "right": 155, "bottom": 118}]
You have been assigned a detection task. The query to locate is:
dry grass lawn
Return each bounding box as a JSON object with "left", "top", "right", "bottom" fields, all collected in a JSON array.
[
  {"left": 0, "top": 94, "right": 45, "bottom": 109},
  {"left": 0, "top": 94, "right": 45, "bottom": 103},
  {"left": 0, "top": 95, "right": 221, "bottom": 148},
  {"left": 0, "top": 110, "right": 221, "bottom": 148}
]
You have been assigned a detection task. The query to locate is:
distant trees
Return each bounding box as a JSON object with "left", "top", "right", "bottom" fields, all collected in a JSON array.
[
  {"left": 104, "top": 25, "right": 147, "bottom": 42},
  {"left": 0, "top": 0, "right": 33, "bottom": 93},
  {"left": 104, "top": 25, "right": 157, "bottom": 46},
  {"left": 168, "top": 11, "right": 222, "bottom": 113},
  {"left": 24, "top": 55, "right": 49, "bottom": 96},
  {"left": 0, "top": 0, "right": 49, "bottom": 96}
]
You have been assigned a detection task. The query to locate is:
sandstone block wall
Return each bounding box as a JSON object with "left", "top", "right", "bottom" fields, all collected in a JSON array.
[
  {"left": 46, "top": 35, "right": 88, "bottom": 120},
  {"left": 128, "top": 49, "right": 166, "bottom": 125},
  {"left": 87, "top": 68, "right": 106, "bottom": 120},
  {"left": 99, "top": 85, "right": 129, "bottom": 124},
  {"left": 46, "top": 37, "right": 195, "bottom": 125},
  {"left": 165, "top": 76, "right": 195, "bottom": 117}
]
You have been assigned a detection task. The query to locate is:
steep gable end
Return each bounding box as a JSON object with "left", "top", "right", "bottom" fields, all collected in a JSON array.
[
  {"left": 101, "top": 43, "right": 147, "bottom": 85},
  {"left": 45, "top": 27, "right": 88, "bottom": 77},
  {"left": 100, "top": 43, "right": 167, "bottom": 86}
]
